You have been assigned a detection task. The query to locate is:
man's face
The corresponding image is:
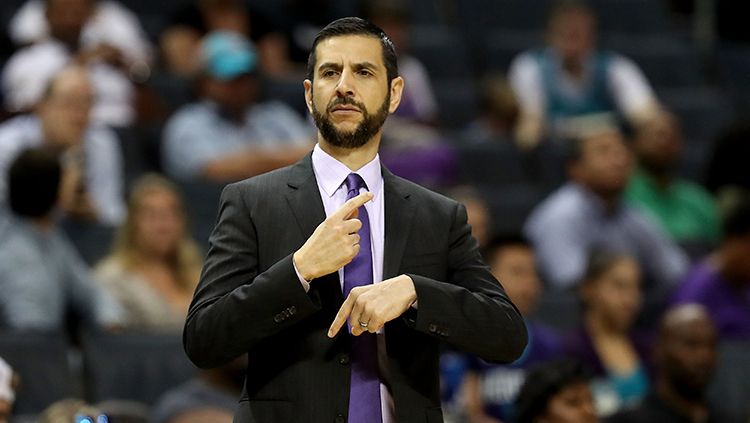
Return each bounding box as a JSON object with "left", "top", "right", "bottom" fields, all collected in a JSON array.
[
  {"left": 659, "top": 317, "right": 717, "bottom": 400},
  {"left": 203, "top": 74, "right": 257, "bottom": 115},
  {"left": 634, "top": 113, "right": 683, "bottom": 174},
  {"left": 489, "top": 245, "right": 540, "bottom": 315},
  {"left": 549, "top": 9, "right": 596, "bottom": 66},
  {"left": 39, "top": 71, "right": 93, "bottom": 148},
  {"left": 304, "top": 35, "right": 403, "bottom": 149},
  {"left": 45, "top": 0, "right": 93, "bottom": 47},
  {"left": 570, "top": 130, "right": 633, "bottom": 197}
]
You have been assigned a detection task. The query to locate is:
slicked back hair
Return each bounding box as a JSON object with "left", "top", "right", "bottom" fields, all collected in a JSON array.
[{"left": 306, "top": 17, "right": 398, "bottom": 85}]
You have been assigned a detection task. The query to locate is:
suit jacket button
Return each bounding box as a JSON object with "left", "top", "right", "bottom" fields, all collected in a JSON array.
[
  {"left": 273, "top": 314, "right": 283, "bottom": 323},
  {"left": 428, "top": 323, "right": 437, "bottom": 333},
  {"left": 338, "top": 354, "right": 350, "bottom": 365},
  {"left": 334, "top": 414, "right": 346, "bottom": 423}
]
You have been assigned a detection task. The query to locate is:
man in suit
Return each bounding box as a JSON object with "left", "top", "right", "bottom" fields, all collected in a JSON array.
[{"left": 183, "top": 17, "right": 527, "bottom": 423}]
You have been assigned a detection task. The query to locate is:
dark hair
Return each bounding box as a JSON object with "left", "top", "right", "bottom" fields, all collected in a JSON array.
[
  {"left": 8, "top": 147, "right": 61, "bottom": 217},
  {"left": 515, "top": 359, "right": 591, "bottom": 423},
  {"left": 306, "top": 17, "right": 399, "bottom": 84},
  {"left": 582, "top": 249, "right": 632, "bottom": 283},
  {"left": 482, "top": 233, "right": 532, "bottom": 263},
  {"left": 547, "top": 0, "right": 596, "bottom": 29},
  {"left": 723, "top": 194, "right": 750, "bottom": 238}
]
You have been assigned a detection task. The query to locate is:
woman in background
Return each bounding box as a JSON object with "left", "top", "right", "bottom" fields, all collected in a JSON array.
[
  {"left": 95, "top": 174, "right": 202, "bottom": 330},
  {"left": 564, "top": 251, "right": 651, "bottom": 417}
]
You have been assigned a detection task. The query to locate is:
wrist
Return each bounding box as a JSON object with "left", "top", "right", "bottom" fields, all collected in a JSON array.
[{"left": 293, "top": 250, "right": 315, "bottom": 281}]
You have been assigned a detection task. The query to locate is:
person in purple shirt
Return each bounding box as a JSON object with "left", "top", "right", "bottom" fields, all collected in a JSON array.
[
  {"left": 463, "top": 235, "right": 563, "bottom": 422},
  {"left": 564, "top": 251, "right": 652, "bottom": 418},
  {"left": 671, "top": 195, "right": 750, "bottom": 340}
]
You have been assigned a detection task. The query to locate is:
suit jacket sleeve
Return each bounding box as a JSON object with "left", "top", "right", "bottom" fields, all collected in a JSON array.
[
  {"left": 406, "top": 202, "right": 527, "bottom": 363},
  {"left": 183, "top": 182, "right": 321, "bottom": 368}
]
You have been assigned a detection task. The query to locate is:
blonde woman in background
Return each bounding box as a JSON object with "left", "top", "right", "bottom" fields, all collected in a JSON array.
[{"left": 95, "top": 174, "right": 202, "bottom": 330}]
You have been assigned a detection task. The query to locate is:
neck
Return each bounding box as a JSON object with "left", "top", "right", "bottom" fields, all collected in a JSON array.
[
  {"left": 585, "top": 311, "right": 624, "bottom": 338},
  {"left": 641, "top": 165, "right": 674, "bottom": 189},
  {"left": 656, "top": 378, "right": 708, "bottom": 422},
  {"left": 318, "top": 135, "right": 381, "bottom": 171}
]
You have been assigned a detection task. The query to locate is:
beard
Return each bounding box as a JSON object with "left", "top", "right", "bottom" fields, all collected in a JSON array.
[{"left": 311, "top": 91, "right": 390, "bottom": 149}]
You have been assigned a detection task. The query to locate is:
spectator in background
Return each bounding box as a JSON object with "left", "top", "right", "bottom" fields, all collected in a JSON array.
[
  {"left": 95, "top": 174, "right": 202, "bottom": 331},
  {"left": 0, "top": 358, "right": 14, "bottom": 423},
  {"left": 445, "top": 186, "right": 492, "bottom": 249},
  {"left": 151, "top": 356, "right": 245, "bottom": 423},
  {"left": 0, "top": 65, "right": 124, "bottom": 225},
  {"left": 515, "top": 359, "right": 598, "bottom": 423},
  {"left": 508, "top": 1, "right": 659, "bottom": 148},
  {"left": 463, "top": 235, "right": 562, "bottom": 423},
  {"left": 366, "top": 0, "right": 437, "bottom": 125},
  {"left": 160, "top": 0, "right": 289, "bottom": 77},
  {"left": 162, "top": 31, "right": 312, "bottom": 182},
  {"left": 463, "top": 73, "right": 521, "bottom": 145},
  {"left": 671, "top": 195, "right": 750, "bottom": 340},
  {"left": 8, "top": 0, "right": 152, "bottom": 64},
  {"left": 565, "top": 251, "right": 651, "bottom": 417},
  {"left": 606, "top": 304, "right": 735, "bottom": 423},
  {"left": 625, "top": 111, "right": 720, "bottom": 247},
  {"left": 364, "top": 0, "right": 458, "bottom": 188},
  {"left": 524, "top": 125, "right": 688, "bottom": 291},
  {"left": 2, "top": 0, "right": 151, "bottom": 127},
  {"left": 0, "top": 148, "right": 122, "bottom": 331}
]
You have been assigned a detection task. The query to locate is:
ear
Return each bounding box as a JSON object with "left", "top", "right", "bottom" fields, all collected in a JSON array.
[
  {"left": 303, "top": 79, "right": 313, "bottom": 115},
  {"left": 388, "top": 76, "right": 404, "bottom": 114}
]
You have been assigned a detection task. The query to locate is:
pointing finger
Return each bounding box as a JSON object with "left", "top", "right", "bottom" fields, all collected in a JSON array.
[
  {"left": 328, "top": 295, "right": 354, "bottom": 338},
  {"left": 331, "top": 191, "right": 373, "bottom": 221}
]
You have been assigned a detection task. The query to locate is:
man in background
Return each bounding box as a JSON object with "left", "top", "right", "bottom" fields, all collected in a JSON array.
[{"left": 162, "top": 30, "right": 312, "bottom": 182}]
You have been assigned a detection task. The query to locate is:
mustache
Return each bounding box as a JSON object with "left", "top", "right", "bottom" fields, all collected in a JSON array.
[{"left": 327, "top": 97, "right": 365, "bottom": 113}]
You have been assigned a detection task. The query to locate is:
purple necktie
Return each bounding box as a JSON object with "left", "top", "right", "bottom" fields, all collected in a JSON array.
[{"left": 342, "top": 173, "right": 382, "bottom": 423}]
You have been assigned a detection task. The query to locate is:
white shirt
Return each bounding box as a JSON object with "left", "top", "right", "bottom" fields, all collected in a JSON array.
[
  {"left": 2, "top": 40, "right": 136, "bottom": 127},
  {"left": 0, "top": 115, "right": 125, "bottom": 225},
  {"left": 9, "top": 0, "right": 153, "bottom": 64},
  {"left": 308, "top": 143, "right": 395, "bottom": 423}
]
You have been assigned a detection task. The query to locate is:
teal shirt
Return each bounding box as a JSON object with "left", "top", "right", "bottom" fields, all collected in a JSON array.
[{"left": 625, "top": 168, "right": 720, "bottom": 243}]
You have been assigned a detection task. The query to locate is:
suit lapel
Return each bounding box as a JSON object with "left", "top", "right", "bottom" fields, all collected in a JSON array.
[
  {"left": 382, "top": 168, "right": 415, "bottom": 279},
  {"left": 286, "top": 153, "right": 326, "bottom": 240},
  {"left": 285, "top": 153, "right": 344, "bottom": 306}
]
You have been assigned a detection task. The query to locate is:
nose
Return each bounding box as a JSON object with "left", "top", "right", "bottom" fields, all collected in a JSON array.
[{"left": 335, "top": 69, "right": 355, "bottom": 98}]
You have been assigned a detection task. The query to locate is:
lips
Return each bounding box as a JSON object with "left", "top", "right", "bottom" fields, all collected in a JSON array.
[{"left": 331, "top": 105, "right": 361, "bottom": 113}]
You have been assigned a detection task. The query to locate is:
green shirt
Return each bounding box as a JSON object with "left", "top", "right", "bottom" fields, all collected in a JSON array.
[{"left": 625, "top": 168, "right": 720, "bottom": 243}]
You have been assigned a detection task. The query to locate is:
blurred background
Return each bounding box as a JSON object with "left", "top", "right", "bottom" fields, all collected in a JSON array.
[{"left": 0, "top": 0, "right": 748, "bottom": 422}]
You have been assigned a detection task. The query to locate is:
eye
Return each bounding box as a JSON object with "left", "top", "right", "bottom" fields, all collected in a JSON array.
[
  {"left": 358, "top": 69, "right": 373, "bottom": 77},
  {"left": 322, "top": 69, "right": 339, "bottom": 78}
]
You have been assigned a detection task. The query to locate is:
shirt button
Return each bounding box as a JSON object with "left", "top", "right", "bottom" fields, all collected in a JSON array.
[
  {"left": 334, "top": 414, "right": 346, "bottom": 423},
  {"left": 338, "top": 354, "right": 350, "bottom": 365}
]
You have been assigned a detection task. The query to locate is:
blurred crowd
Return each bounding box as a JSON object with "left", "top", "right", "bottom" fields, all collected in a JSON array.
[{"left": 0, "top": 0, "right": 749, "bottom": 422}]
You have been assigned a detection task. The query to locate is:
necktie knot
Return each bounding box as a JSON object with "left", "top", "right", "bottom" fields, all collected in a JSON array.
[{"left": 345, "top": 173, "right": 367, "bottom": 197}]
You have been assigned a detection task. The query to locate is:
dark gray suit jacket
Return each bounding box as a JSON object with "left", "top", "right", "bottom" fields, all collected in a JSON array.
[{"left": 183, "top": 154, "right": 527, "bottom": 423}]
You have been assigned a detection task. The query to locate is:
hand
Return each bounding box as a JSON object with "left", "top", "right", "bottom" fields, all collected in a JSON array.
[
  {"left": 328, "top": 275, "right": 417, "bottom": 338},
  {"left": 293, "top": 191, "right": 373, "bottom": 281}
]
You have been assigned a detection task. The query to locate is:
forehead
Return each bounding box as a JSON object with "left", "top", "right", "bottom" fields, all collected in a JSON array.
[{"left": 314, "top": 35, "right": 385, "bottom": 69}]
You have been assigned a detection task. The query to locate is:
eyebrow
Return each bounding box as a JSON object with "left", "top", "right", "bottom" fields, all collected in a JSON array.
[{"left": 317, "top": 61, "right": 380, "bottom": 73}]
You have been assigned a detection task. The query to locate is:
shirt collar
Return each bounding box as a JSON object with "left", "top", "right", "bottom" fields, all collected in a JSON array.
[{"left": 311, "top": 143, "right": 382, "bottom": 198}]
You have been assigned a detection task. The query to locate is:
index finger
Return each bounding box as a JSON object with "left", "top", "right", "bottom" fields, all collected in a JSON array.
[
  {"left": 331, "top": 191, "right": 374, "bottom": 221},
  {"left": 328, "top": 295, "right": 355, "bottom": 338}
]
